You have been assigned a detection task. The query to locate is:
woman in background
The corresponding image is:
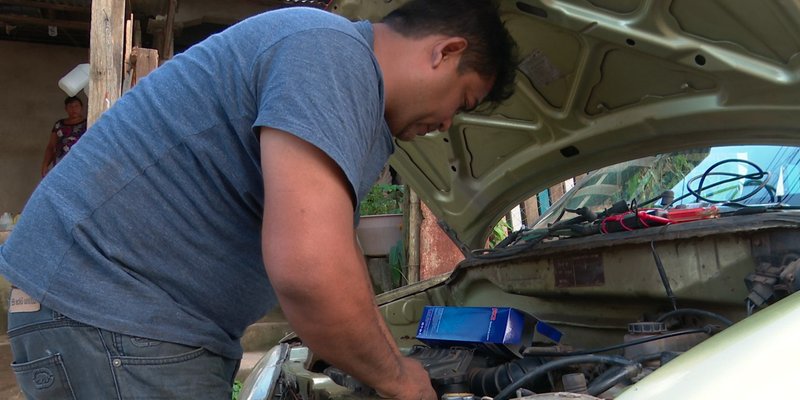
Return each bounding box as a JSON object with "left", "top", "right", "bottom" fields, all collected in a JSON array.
[{"left": 41, "top": 96, "right": 87, "bottom": 177}]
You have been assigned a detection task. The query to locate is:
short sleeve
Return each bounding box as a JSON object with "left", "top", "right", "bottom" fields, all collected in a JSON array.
[{"left": 252, "top": 28, "right": 386, "bottom": 205}]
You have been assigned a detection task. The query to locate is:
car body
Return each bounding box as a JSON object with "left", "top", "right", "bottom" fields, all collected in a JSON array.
[{"left": 241, "top": 0, "right": 800, "bottom": 399}]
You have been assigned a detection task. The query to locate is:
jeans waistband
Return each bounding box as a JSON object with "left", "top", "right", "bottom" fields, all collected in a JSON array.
[{"left": 7, "top": 289, "right": 76, "bottom": 337}]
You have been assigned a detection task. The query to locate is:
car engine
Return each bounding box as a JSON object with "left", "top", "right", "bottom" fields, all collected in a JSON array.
[
  {"left": 240, "top": 153, "right": 800, "bottom": 399},
  {"left": 244, "top": 210, "right": 800, "bottom": 400}
]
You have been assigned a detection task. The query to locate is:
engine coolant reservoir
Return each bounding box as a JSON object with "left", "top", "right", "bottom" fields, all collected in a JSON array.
[{"left": 623, "top": 322, "right": 708, "bottom": 361}]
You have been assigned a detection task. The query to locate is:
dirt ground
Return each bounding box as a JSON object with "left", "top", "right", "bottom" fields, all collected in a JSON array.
[{"left": 0, "top": 336, "right": 24, "bottom": 399}]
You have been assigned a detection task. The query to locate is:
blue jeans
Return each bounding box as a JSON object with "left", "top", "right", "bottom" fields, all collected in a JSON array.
[{"left": 7, "top": 301, "right": 239, "bottom": 399}]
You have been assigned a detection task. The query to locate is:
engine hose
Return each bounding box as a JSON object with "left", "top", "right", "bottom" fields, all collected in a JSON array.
[
  {"left": 583, "top": 351, "right": 665, "bottom": 396},
  {"left": 491, "top": 355, "right": 638, "bottom": 400},
  {"left": 586, "top": 363, "right": 642, "bottom": 396},
  {"left": 468, "top": 357, "right": 546, "bottom": 397}
]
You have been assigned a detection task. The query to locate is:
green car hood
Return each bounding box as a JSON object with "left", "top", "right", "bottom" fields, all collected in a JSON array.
[{"left": 332, "top": 0, "right": 800, "bottom": 249}]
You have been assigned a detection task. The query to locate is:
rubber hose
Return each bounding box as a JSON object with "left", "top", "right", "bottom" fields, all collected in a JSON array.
[
  {"left": 468, "top": 357, "right": 546, "bottom": 396},
  {"left": 492, "top": 355, "right": 637, "bottom": 400}
]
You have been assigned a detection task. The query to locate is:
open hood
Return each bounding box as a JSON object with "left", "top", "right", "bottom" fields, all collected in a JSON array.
[{"left": 333, "top": 0, "right": 800, "bottom": 249}]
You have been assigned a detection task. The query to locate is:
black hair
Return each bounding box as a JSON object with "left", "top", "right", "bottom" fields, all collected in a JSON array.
[
  {"left": 381, "top": 0, "right": 518, "bottom": 105},
  {"left": 64, "top": 96, "right": 83, "bottom": 106}
]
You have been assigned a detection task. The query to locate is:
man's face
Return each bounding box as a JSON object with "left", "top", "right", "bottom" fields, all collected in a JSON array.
[{"left": 389, "top": 66, "right": 495, "bottom": 142}]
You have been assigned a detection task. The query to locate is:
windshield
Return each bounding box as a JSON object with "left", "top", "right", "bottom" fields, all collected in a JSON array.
[{"left": 533, "top": 145, "right": 800, "bottom": 229}]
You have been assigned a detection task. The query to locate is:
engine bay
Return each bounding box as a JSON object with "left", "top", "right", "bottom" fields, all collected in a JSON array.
[
  {"left": 256, "top": 212, "right": 800, "bottom": 400},
  {"left": 237, "top": 147, "right": 800, "bottom": 399}
]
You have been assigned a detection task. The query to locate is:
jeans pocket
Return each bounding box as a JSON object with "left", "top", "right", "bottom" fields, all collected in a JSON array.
[
  {"left": 113, "top": 333, "right": 207, "bottom": 362},
  {"left": 112, "top": 337, "right": 235, "bottom": 399},
  {"left": 11, "top": 353, "right": 77, "bottom": 400}
]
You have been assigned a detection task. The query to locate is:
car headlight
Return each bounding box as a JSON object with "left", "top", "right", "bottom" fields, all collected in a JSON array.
[{"left": 239, "top": 343, "right": 290, "bottom": 400}]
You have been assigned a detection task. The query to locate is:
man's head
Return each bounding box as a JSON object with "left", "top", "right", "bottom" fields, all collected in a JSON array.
[
  {"left": 376, "top": 0, "right": 517, "bottom": 140},
  {"left": 382, "top": 0, "right": 516, "bottom": 104}
]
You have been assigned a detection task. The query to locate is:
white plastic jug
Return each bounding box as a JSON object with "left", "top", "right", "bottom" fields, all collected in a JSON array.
[{"left": 59, "top": 63, "right": 91, "bottom": 97}]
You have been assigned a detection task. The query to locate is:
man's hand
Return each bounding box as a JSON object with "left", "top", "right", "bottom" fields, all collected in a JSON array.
[
  {"left": 377, "top": 357, "right": 437, "bottom": 400},
  {"left": 259, "top": 127, "right": 435, "bottom": 398}
]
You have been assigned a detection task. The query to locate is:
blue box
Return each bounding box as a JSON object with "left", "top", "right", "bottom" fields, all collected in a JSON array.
[{"left": 416, "top": 306, "right": 539, "bottom": 356}]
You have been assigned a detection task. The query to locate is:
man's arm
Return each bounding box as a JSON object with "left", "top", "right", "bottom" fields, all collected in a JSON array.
[{"left": 259, "top": 127, "right": 436, "bottom": 400}]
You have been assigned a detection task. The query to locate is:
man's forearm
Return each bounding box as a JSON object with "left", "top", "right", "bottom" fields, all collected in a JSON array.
[{"left": 268, "top": 248, "right": 405, "bottom": 393}]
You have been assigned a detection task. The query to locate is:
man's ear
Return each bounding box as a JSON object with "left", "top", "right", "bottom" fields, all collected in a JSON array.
[{"left": 431, "top": 37, "right": 468, "bottom": 68}]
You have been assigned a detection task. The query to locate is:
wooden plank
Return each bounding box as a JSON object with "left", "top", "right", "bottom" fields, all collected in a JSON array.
[
  {"left": 162, "top": 0, "right": 177, "bottom": 61},
  {"left": 523, "top": 197, "right": 539, "bottom": 225},
  {"left": 130, "top": 47, "right": 159, "bottom": 87},
  {"left": 122, "top": 14, "right": 134, "bottom": 93},
  {"left": 125, "top": 14, "right": 133, "bottom": 68},
  {"left": 87, "top": 0, "right": 125, "bottom": 126}
]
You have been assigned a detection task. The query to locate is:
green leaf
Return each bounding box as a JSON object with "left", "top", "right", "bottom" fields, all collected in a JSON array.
[
  {"left": 232, "top": 380, "right": 242, "bottom": 400},
  {"left": 360, "top": 184, "right": 405, "bottom": 216}
]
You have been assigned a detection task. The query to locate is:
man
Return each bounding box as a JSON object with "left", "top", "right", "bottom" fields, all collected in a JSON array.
[{"left": 1, "top": 0, "right": 517, "bottom": 398}]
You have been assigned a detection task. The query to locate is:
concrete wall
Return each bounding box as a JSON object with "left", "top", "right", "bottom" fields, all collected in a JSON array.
[
  {"left": 0, "top": 41, "right": 88, "bottom": 214},
  {"left": 0, "top": 0, "right": 267, "bottom": 218}
]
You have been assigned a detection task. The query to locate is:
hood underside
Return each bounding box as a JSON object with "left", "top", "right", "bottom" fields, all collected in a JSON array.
[{"left": 332, "top": 0, "right": 800, "bottom": 249}]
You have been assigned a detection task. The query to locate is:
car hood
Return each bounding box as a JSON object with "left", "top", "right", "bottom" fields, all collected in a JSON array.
[{"left": 333, "top": 0, "right": 800, "bottom": 249}]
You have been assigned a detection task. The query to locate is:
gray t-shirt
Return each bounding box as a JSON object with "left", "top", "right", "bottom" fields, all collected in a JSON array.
[{"left": 0, "top": 7, "right": 393, "bottom": 359}]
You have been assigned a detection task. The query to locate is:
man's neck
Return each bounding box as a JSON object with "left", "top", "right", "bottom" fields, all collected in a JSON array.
[{"left": 372, "top": 23, "right": 403, "bottom": 114}]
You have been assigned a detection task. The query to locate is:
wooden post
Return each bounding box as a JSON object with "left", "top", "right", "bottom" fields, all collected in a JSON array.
[
  {"left": 88, "top": 0, "right": 126, "bottom": 126},
  {"left": 549, "top": 181, "right": 567, "bottom": 205},
  {"left": 523, "top": 197, "right": 540, "bottom": 226},
  {"left": 406, "top": 188, "right": 421, "bottom": 284},
  {"left": 162, "top": 0, "right": 177, "bottom": 61},
  {"left": 122, "top": 14, "right": 134, "bottom": 93}
]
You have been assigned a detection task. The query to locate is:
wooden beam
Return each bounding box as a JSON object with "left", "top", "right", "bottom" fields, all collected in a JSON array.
[
  {"left": 130, "top": 47, "right": 159, "bottom": 87},
  {"left": 0, "top": 14, "right": 89, "bottom": 30},
  {"left": 88, "top": 0, "right": 126, "bottom": 126},
  {"left": 122, "top": 13, "right": 133, "bottom": 93},
  {"left": 406, "top": 188, "right": 421, "bottom": 284},
  {"left": 161, "top": 0, "right": 176, "bottom": 61},
  {"left": 125, "top": 14, "right": 133, "bottom": 64},
  {"left": 0, "top": 0, "right": 91, "bottom": 13},
  {"left": 133, "top": 19, "right": 142, "bottom": 47}
]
